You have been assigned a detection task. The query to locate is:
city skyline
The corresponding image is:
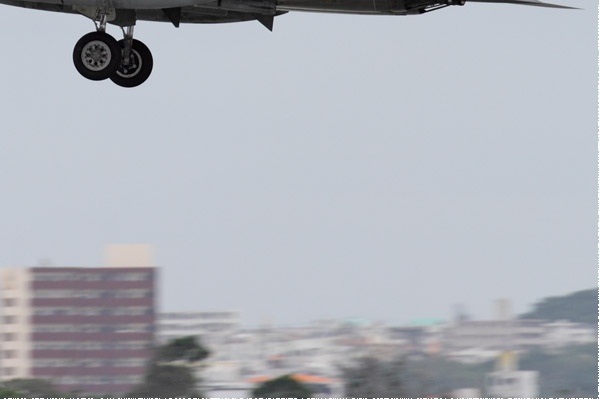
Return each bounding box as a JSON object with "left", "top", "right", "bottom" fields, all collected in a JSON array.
[
  {"left": 1, "top": 260, "right": 595, "bottom": 397},
  {"left": 2, "top": 254, "right": 595, "bottom": 327}
]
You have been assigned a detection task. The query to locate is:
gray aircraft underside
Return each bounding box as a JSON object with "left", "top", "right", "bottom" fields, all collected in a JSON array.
[
  {"left": 0, "top": 0, "right": 573, "bottom": 86},
  {"left": 0, "top": 0, "right": 574, "bottom": 22}
]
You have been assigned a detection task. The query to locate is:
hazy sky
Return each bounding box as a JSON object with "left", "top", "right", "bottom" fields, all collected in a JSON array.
[{"left": 0, "top": 0, "right": 596, "bottom": 327}]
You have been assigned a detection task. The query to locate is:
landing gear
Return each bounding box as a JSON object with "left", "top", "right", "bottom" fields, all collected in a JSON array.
[
  {"left": 73, "top": 31, "right": 121, "bottom": 81},
  {"left": 73, "top": 15, "right": 153, "bottom": 87},
  {"left": 110, "top": 29, "right": 153, "bottom": 88}
]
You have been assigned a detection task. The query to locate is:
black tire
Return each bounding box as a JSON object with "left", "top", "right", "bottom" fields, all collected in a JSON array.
[
  {"left": 73, "top": 32, "right": 121, "bottom": 81},
  {"left": 110, "top": 39, "right": 153, "bottom": 88}
]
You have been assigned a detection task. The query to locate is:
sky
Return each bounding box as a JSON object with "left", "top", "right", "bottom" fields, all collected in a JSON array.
[{"left": 0, "top": 0, "right": 596, "bottom": 327}]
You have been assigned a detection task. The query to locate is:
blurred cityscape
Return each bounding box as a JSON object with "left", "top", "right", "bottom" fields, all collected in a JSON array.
[{"left": 0, "top": 245, "right": 597, "bottom": 398}]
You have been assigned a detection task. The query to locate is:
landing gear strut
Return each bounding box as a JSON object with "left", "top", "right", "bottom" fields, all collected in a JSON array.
[
  {"left": 110, "top": 27, "right": 153, "bottom": 87},
  {"left": 73, "top": 13, "right": 153, "bottom": 87}
]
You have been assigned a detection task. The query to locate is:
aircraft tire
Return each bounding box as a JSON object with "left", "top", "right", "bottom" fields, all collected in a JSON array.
[
  {"left": 110, "top": 39, "right": 153, "bottom": 88},
  {"left": 73, "top": 32, "right": 122, "bottom": 81}
]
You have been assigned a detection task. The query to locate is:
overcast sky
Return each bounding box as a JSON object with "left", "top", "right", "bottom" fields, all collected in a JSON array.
[{"left": 0, "top": 0, "right": 596, "bottom": 327}]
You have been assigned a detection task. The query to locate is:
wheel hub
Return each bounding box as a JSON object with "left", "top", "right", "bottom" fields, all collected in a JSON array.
[
  {"left": 82, "top": 41, "right": 112, "bottom": 71},
  {"left": 116, "top": 50, "right": 142, "bottom": 78}
]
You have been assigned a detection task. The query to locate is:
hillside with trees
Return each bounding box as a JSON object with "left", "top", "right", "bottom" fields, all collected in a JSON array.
[
  {"left": 519, "top": 288, "right": 598, "bottom": 326},
  {"left": 519, "top": 343, "right": 598, "bottom": 397},
  {"left": 381, "top": 344, "right": 598, "bottom": 397}
]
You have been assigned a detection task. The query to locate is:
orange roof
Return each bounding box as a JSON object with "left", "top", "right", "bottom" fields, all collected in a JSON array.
[
  {"left": 248, "top": 374, "right": 337, "bottom": 384},
  {"left": 292, "top": 374, "right": 336, "bottom": 383}
]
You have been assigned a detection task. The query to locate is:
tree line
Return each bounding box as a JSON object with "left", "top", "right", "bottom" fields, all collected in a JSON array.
[{"left": 519, "top": 287, "right": 599, "bottom": 326}]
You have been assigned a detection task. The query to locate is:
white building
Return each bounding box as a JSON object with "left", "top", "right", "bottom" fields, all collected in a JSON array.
[
  {"left": 484, "top": 351, "right": 539, "bottom": 398},
  {"left": 542, "top": 320, "right": 597, "bottom": 348},
  {"left": 157, "top": 311, "right": 240, "bottom": 348},
  {"left": 486, "top": 370, "right": 539, "bottom": 398},
  {"left": 443, "top": 319, "right": 548, "bottom": 353}
]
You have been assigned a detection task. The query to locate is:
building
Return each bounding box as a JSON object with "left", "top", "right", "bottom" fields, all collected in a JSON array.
[
  {"left": 486, "top": 370, "right": 539, "bottom": 398},
  {"left": 542, "top": 320, "right": 597, "bottom": 348},
  {"left": 157, "top": 310, "right": 242, "bottom": 369},
  {"left": 485, "top": 351, "right": 539, "bottom": 397},
  {"left": 443, "top": 319, "right": 548, "bottom": 353},
  {"left": 0, "top": 245, "right": 156, "bottom": 395},
  {"left": 157, "top": 311, "right": 240, "bottom": 346}
]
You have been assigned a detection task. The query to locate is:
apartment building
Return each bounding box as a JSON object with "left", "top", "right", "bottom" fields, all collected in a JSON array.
[
  {"left": 443, "top": 319, "right": 547, "bottom": 353},
  {"left": 0, "top": 246, "right": 157, "bottom": 395}
]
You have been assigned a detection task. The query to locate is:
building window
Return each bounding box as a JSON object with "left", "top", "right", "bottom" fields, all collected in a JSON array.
[
  {"left": 101, "top": 273, "right": 119, "bottom": 281},
  {"left": 4, "top": 333, "right": 16, "bottom": 341},
  {"left": 3, "top": 298, "right": 16, "bottom": 306},
  {"left": 83, "top": 274, "right": 101, "bottom": 281},
  {"left": 3, "top": 350, "right": 16, "bottom": 358},
  {"left": 4, "top": 316, "right": 16, "bottom": 323}
]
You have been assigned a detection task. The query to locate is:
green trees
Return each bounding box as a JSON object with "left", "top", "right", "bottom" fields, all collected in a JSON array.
[
  {"left": 519, "top": 288, "right": 599, "bottom": 326},
  {"left": 251, "top": 375, "right": 313, "bottom": 398},
  {"left": 0, "top": 379, "right": 66, "bottom": 398},
  {"left": 128, "top": 363, "right": 200, "bottom": 398},
  {"left": 127, "top": 335, "right": 210, "bottom": 398},
  {"left": 519, "top": 343, "right": 598, "bottom": 397},
  {"left": 0, "top": 388, "right": 24, "bottom": 398},
  {"left": 156, "top": 336, "right": 210, "bottom": 363},
  {"left": 399, "top": 344, "right": 598, "bottom": 398}
]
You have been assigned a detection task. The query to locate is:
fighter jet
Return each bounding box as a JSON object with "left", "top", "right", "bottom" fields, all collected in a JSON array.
[{"left": 0, "top": 0, "right": 574, "bottom": 87}]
